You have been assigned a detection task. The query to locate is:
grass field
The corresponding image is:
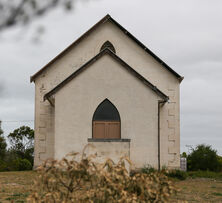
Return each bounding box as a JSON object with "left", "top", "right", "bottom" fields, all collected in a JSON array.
[
  {"left": 0, "top": 171, "right": 35, "bottom": 202},
  {"left": 0, "top": 171, "right": 222, "bottom": 202},
  {"left": 170, "top": 178, "right": 222, "bottom": 202}
]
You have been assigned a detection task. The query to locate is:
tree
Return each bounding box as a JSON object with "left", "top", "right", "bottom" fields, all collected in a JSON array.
[
  {"left": 8, "top": 126, "right": 34, "bottom": 164},
  {"left": 0, "top": 0, "right": 89, "bottom": 31},
  {"left": 0, "top": 121, "right": 7, "bottom": 159},
  {"left": 187, "top": 144, "right": 222, "bottom": 172},
  {"left": 218, "top": 156, "right": 222, "bottom": 172},
  {"left": 181, "top": 152, "right": 187, "bottom": 158}
]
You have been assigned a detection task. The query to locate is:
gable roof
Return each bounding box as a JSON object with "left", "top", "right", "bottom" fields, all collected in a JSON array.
[
  {"left": 30, "top": 14, "right": 183, "bottom": 82},
  {"left": 44, "top": 48, "right": 169, "bottom": 102}
]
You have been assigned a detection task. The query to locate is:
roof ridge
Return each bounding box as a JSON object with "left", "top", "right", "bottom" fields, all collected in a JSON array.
[
  {"left": 30, "top": 14, "right": 183, "bottom": 82},
  {"left": 44, "top": 48, "right": 169, "bottom": 102}
]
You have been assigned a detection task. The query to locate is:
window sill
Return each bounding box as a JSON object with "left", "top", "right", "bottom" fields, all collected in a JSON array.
[{"left": 88, "top": 138, "right": 131, "bottom": 142}]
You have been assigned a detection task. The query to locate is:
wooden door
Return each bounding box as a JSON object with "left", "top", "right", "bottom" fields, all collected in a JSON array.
[{"left": 93, "top": 121, "right": 120, "bottom": 139}]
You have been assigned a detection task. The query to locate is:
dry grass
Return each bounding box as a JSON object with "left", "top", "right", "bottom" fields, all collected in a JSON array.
[
  {"left": 0, "top": 171, "right": 37, "bottom": 203},
  {"left": 0, "top": 171, "right": 222, "bottom": 202},
  {"left": 171, "top": 178, "right": 222, "bottom": 203},
  {"left": 28, "top": 156, "right": 176, "bottom": 202}
]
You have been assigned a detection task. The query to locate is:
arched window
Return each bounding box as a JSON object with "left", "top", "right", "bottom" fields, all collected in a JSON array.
[
  {"left": 93, "top": 99, "right": 120, "bottom": 121},
  {"left": 100, "top": 41, "right": 116, "bottom": 53},
  {"left": 93, "top": 99, "right": 120, "bottom": 139}
]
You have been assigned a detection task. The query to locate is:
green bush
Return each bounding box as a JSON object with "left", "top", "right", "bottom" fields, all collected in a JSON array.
[
  {"left": 0, "top": 160, "right": 8, "bottom": 172},
  {"left": 140, "top": 164, "right": 157, "bottom": 174},
  {"left": 12, "top": 158, "right": 32, "bottom": 171},
  {"left": 135, "top": 165, "right": 188, "bottom": 180},
  {"left": 188, "top": 171, "right": 222, "bottom": 180},
  {"left": 166, "top": 169, "right": 188, "bottom": 180},
  {"left": 0, "top": 153, "right": 33, "bottom": 172},
  {"left": 218, "top": 156, "right": 222, "bottom": 171},
  {"left": 187, "top": 144, "right": 222, "bottom": 172}
]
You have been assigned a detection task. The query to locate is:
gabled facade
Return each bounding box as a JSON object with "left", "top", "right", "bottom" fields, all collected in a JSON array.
[{"left": 31, "top": 15, "right": 183, "bottom": 169}]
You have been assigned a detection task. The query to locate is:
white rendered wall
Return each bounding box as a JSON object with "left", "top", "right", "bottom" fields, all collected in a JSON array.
[
  {"left": 54, "top": 55, "right": 161, "bottom": 168},
  {"left": 33, "top": 20, "right": 180, "bottom": 168}
]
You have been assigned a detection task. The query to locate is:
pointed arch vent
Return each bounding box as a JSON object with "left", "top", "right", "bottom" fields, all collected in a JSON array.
[
  {"left": 93, "top": 99, "right": 120, "bottom": 121},
  {"left": 100, "top": 41, "right": 116, "bottom": 53}
]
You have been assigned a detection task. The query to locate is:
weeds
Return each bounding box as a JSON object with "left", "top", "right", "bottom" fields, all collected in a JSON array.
[{"left": 28, "top": 152, "right": 176, "bottom": 202}]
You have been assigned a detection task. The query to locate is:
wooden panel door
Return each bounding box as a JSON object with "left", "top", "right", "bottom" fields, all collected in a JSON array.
[
  {"left": 93, "top": 121, "right": 120, "bottom": 139},
  {"left": 107, "top": 122, "right": 120, "bottom": 139},
  {"left": 93, "top": 122, "right": 106, "bottom": 139}
]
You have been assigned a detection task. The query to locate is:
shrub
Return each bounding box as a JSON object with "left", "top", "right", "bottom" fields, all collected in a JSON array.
[
  {"left": 187, "top": 144, "right": 222, "bottom": 172},
  {"left": 13, "top": 158, "right": 32, "bottom": 171},
  {"left": 140, "top": 164, "right": 157, "bottom": 174},
  {"left": 27, "top": 153, "right": 176, "bottom": 202},
  {"left": 0, "top": 152, "right": 33, "bottom": 172},
  {"left": 188, "top": 171, "right": 222, "bottom": 180},
  {"left": 0, "top": 160, "right": 8, "bottom": 172},
  {"left": 133, "top": 165, "right": 188, "bottom": 180},
  {"left": 166, "top": 169, "right": 188, "bottom": 180},
  {"left": 218, "top": 156, "right": 222, "bottom": 172}
]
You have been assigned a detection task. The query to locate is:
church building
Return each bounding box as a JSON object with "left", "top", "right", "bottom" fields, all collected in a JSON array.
[{"left": 31, "top": 15, "right": 183, "bottom": 169}]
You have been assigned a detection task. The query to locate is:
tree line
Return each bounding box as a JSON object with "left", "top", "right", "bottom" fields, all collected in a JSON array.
[
  {"left": 0, "top": 123, "right": 222, "bottom": 172},
  {"left": 182, "top": 144, "right": 222, "bottom": 172},
  {"left": 0, "top": 124, "right": 34, "bottom": 171}
]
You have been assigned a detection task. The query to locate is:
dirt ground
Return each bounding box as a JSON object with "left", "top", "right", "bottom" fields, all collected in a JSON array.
[{"left": 0, "top": 171, "right": 222, "bottom": 202}]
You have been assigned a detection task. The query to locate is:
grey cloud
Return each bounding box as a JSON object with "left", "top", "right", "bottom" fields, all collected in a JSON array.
[
  {"left": 0, "top": 81, "right": 4, "bottom": 96},
  {"left": 0, "top": 0, "right": 221, "bottom": 155}
]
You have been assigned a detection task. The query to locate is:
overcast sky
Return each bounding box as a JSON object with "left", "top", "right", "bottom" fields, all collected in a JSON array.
[{"left": 0, "top": 0, "right": 221, "bottom": 155}]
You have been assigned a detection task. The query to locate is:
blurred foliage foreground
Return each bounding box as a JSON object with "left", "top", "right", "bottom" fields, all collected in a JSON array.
[{"left": 27, "top": 151, "right": 176, "bottom": 202}]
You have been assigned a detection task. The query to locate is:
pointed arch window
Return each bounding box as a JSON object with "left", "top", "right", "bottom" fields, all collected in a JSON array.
[
  {"left": 100, "top": 41, "right": 116, "bottom": 53},
  {"left": 92, "top": 99, "right": 120, "bottom": 139}
]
